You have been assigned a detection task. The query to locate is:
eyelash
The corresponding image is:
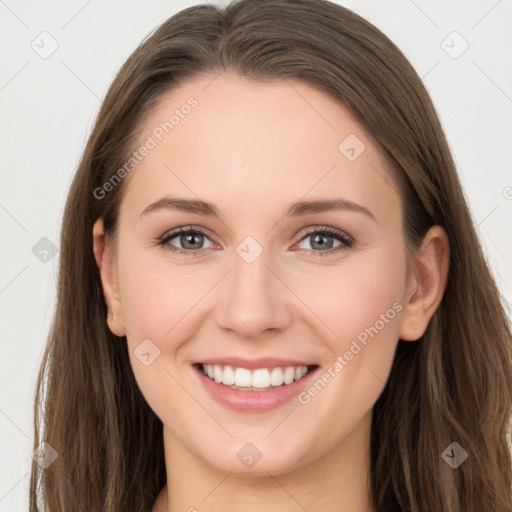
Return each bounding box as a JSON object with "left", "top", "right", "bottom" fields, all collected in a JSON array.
[{"left": 156, "top": 225, "right": 354, "bottom": 258}]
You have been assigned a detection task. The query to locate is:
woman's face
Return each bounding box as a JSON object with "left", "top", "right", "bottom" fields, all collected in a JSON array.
[{"left": 99, "top": 72, "right": 416, "bottom": 475}]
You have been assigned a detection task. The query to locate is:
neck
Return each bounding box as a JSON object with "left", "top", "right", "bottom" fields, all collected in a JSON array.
[{"left": 153, "top": 409, "right": 375, "bottom": 512}]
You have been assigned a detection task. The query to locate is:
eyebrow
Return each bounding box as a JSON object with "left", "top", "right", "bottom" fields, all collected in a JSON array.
[{"left": 140, "top": 196, "right": 377, "bottom": 222}]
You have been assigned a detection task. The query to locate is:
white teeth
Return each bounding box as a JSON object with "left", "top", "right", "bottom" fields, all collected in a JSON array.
[
  {"left": 252, "top": 368, "right": 270, "bottom": 388},
  {"left": 283, "top": 367, "right": 295, "bottom": 385},
  {"left": 234, "top": 368, "right": 252, "bottom": 387},
  {"left": 213, "top": 365, "right": 223, "bottom": 383},
  {"left": 269, "top": 367, "right": 284, "bottom": 386},
  {"left": 223, "top": 365, "right": 235, "bottom": 385},
  {"left": 201, "top": 363, "right": 310, "bottom": 390}
]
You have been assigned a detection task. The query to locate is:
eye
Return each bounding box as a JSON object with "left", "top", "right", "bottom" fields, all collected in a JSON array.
[
  {"left": 158, "top": 226, "right": 215, "bottom": 256},
  {"left": 294, "top": 226, "right": 354, "bottom": 257},
  {"left": 157, "top": 225, "right": 354, "bottom": 257}
]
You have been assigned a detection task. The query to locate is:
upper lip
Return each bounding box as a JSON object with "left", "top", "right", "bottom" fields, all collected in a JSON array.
[{"left": 193, "top": 357, "right": 317, "bottom": 370}]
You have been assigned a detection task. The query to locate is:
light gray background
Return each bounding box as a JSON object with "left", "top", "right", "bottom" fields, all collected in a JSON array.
[{"left": 1, "top": 0, "right": 511, "bottom": 510}]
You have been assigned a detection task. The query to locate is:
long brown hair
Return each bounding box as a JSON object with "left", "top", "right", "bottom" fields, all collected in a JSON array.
[{"left": 30, "top": 0, "right": 512, "bottom": 510}]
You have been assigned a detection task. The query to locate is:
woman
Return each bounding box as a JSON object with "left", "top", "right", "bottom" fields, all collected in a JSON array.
[{"left": 30, "top": 0, "right": 512, "bottom": 511}]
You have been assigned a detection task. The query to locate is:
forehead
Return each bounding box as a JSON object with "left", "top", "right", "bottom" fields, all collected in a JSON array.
[{"left": 120, "top": 72, "right": 401, "bottom": 224}]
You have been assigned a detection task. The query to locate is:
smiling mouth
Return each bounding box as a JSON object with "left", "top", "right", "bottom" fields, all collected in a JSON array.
[{"left": 195, "top": 363, "right": 319, "bottom": 392}]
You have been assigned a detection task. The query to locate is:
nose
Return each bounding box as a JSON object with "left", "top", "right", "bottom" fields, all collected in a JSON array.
[{"left": 214, "top": 242, "right": 293, "bottom": 340}]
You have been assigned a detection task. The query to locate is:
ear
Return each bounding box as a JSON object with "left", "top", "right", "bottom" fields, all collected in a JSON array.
[
  {"left": 92, "top": 218, "right": 126, "bottom": 336},
  {"left": 398, "top": 225, "right": 450, "bottom": 341}
]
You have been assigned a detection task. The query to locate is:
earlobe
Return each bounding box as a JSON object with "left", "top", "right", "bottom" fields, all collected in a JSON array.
[
  {"left": 92, "top": 218, "right": 127, "bottom": 337},
  {"left": 398, "top": 225, "right": 450, "bottom": 341}
]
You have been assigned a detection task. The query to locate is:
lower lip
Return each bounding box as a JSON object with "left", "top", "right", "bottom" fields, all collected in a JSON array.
[{"left": 193, "top": 364, "right": 318, "bottom": 413}]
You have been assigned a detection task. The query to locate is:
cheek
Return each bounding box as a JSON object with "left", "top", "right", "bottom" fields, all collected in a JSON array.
[
  {"left": 115, "top": 252, "right": 206, "bottom": 420},
  {"left": 286, "top": 251, "right": 404, "bottom": 453},
  {"left": 298, "top": 246, "right": 406, "bottom": 346},
  {"left": 117, "top": 250, "right": 207, "bottom": 339},
  {"left": 296, "top": 246, "right": 405, "bottom": 405}
]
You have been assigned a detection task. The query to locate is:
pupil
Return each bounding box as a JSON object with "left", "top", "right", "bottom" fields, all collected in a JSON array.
[
  {"left": 312, "top": 233, "right": 332, "bottom": 250},
  {"left": 182, "top": 232, "right": 202, "bottom": 249}
]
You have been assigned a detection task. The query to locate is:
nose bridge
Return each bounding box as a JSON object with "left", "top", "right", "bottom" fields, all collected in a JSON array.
[
  {"left": 233, "top": 236, "right": 272, "bottom": 297},
  {"left": 216, "top": 234, "right": 292, "bottom": 337}
]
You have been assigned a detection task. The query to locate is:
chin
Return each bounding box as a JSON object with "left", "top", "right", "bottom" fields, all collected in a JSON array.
[{"left": 194, "top": 435, "right": 311, "bottom": 477}]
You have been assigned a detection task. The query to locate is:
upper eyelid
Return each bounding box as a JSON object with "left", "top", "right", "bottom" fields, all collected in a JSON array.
[
  {"left": 162, "top": 225, "right": 215, "bottom": 242},
  {"left": 295, "top": 225, "right": 351, "bottom": 240}
]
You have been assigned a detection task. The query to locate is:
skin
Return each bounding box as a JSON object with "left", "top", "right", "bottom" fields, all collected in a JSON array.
[{"left": 92, "top": 72, "right": 449, "bottom": 512}]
